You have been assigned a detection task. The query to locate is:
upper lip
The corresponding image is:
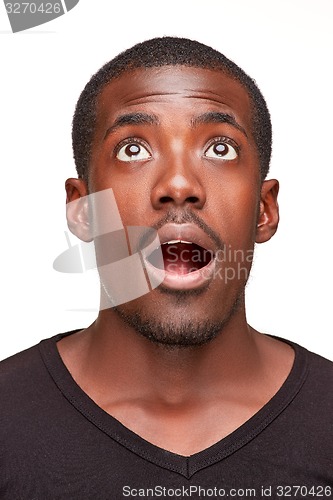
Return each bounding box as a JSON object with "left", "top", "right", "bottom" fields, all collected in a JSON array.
[{"left": 154, "top": 223, "right": 217, "bottom": 254}]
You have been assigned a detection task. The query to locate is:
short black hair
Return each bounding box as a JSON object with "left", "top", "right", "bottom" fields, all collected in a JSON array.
[{"left": 72, "top": 37, "right": 272, "bottom": 181}]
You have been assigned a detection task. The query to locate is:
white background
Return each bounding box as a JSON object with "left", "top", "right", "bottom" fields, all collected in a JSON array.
[{"left": 0, "top": 0, "right": 332, "bottom": 360}]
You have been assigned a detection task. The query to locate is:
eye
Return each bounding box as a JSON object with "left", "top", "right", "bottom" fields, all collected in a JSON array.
[
  {"left": 204, "top": 140, "right": 238, "bottom": 160},
  {"left": 116, "top": 141, "right": 151, "bottom": 162}
]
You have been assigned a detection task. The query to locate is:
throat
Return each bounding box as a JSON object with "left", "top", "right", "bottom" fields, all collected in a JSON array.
[{"left": 149, "top": 242, "right": 213, "bottom": 274}]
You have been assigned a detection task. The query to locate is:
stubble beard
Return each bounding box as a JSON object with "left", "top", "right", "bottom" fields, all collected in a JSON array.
[
  {"left": 113, "top": 286, "right": 244, "bottom": 349},
  {"left": 103, "top": 208, "right": 252, "bottom": 349}
]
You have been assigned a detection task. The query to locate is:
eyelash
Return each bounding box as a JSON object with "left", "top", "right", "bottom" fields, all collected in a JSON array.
[
  {"left": 204, "top": 136, "right": 240, "bottom": 155},
  {"left": 114, "top": 137, "right": 150, "bottom": 157},
  {"left": 113, "top": 135, "right": 240, "bottom": 158}
]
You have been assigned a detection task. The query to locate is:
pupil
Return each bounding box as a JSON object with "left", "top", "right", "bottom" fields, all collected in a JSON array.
[
  {"left": 125, "top": 144, "right": 140, "bottom": 156},
  {"left": 213, "top": 143, "right": 228, "bottom": 156}
]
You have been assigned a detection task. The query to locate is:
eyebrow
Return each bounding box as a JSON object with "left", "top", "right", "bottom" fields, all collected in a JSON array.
[
  {"left": 191, "top": 111, "right": 248, "bottom": 137},
  {"left": 104, "top": 112, "right": 159, "bottom": 139}
]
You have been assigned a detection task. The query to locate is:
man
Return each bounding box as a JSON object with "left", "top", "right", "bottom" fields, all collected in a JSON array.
[{"left": 1, "top": 37, "right": 332, "bottom": 498}]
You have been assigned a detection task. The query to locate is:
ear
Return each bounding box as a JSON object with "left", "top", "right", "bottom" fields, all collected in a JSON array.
[
  {"left": 256, "top": 179, "right": 279, "bottom": 244},
  {"left": 65, "top": 178, "right": 92, "bottom": 242}
]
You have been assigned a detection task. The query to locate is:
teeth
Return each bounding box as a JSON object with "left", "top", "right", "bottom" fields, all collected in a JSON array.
[
  {"left": 164, "top": 239, "right": 180, "bottom": 245},
  {"left": 162, "top": 239, "right": 193, "bottom": 245}
]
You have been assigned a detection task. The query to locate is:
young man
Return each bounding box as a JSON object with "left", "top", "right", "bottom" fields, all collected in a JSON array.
[{"left": 1, "top": 37, "right": 332, "bottom": 498}]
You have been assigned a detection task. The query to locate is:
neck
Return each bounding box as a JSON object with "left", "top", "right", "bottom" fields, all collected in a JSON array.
[
  {"left": 57, "top": 298, "right": 294, "bottom": 456},
  {"left": 59, "top": 301, "right": 265, "bottom": 406}
]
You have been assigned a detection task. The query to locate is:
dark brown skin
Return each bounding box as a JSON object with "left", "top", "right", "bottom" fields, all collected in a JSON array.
[{"left": 60, "top": 66, "right": 294, "bottom": 456}]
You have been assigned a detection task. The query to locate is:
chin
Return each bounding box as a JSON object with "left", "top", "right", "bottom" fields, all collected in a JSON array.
[{"left": 112, "top": 287, "right": 243, "bottom": 349}]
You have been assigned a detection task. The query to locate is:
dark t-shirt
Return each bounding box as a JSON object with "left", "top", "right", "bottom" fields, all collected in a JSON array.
[{"left": 0, "top": 331, "right": 332, "bottom": 499}]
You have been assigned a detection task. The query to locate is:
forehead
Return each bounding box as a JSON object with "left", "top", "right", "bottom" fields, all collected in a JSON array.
[{"left": 94, "top": 66, "right": 254, "bottom": 138}]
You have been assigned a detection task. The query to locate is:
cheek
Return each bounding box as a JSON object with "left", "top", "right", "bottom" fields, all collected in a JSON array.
[
  {"left": 208, "top": 176, "right": 260, "bottom": 248},
  {"left": 109, "top": 180, "right": 154, "bottom": 228},
  {"left": 89, "top": 158, "right": 153, "bottom": 225}
]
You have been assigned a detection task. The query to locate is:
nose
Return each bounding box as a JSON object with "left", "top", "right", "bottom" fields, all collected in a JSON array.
[{"left": 150, "top": 155, "right": 206, "bottom": 210}]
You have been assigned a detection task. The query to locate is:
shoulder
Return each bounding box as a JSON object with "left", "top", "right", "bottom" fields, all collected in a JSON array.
[
  {"left": 272, "top": 334, "right": 333, "bottom": 386},
  {"left": 0, "top": 341, "right": 44, "bottom": 388},
  {"left": 265, "top": 336, "right": 333, "bottom": 422},
  {"left": 0, "top": 330, "right": 80, "bottom": 384},
  {"left": 0, "top": 332, "right": 71, "bottom": 415},
  {"left": 302, "top": 345, "right": 333, "bottom": 394},
  {"left": 285, "top": 341, "right": 333, "bottom": 428},
  {"left": 0, "top": 341, "right": 52, "bottom": 448},
  {"left": 297, "top": 342, "right": 333, "bottom": 378}
]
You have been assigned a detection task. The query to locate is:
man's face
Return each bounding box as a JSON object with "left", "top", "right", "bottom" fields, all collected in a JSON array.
[{"left": 83, "top": 66, "right": 275, "bottom": 346}]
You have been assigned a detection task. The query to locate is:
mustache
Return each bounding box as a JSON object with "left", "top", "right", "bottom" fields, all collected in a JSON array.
[{"left": 136, "top": 209, "right": 225, "bottom": 252}]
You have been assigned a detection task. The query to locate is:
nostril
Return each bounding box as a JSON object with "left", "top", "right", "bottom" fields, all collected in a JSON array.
[
  {"left": 159, "top": 196, "right": 199, "bottom": 204},
  {"left": 187, "top": 196, "right": 199, "bottom": 203},
  {"left": 160, "top": 196, "right": 174, "bottom": 203}
]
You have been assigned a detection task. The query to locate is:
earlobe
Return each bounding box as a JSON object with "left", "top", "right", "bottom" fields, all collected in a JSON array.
[
  {"left": 65, "top": 178, "right": 92, "bottom": 242},
  {"left": 256, "top": 179, "right": 279, "bottom": 244}
]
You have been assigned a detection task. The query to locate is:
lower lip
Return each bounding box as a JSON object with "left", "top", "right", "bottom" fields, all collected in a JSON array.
[{"left": 143, "top": 257, "right": 216, "bottom": 291}]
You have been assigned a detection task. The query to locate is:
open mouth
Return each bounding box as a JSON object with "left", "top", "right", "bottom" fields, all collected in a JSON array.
[{"left": 147, "top": 240, "right": 215, "bottom": 275}]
